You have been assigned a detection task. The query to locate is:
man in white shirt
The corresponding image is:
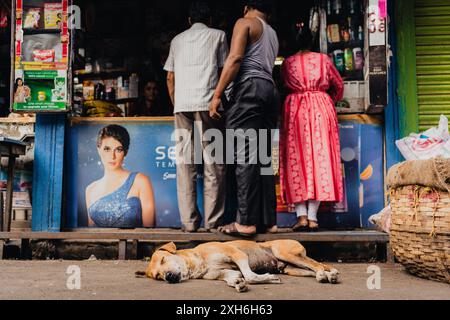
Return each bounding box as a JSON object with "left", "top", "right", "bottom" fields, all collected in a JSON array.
[{"left": 164, "top": 1, "right": 229, "bottom": 232}]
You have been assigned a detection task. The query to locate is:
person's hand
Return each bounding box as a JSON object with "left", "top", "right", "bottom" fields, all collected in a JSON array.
[{"left": 209, "top": 97, "right": 222, "bottom": 120}]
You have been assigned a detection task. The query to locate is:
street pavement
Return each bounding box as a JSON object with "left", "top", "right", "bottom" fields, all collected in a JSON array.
[{"left": 0, "top": 261, "right": 449, "bottom": 300}]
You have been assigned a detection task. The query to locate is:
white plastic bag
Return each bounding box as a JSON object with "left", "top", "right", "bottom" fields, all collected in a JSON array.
[
  {"left": 369, "top": 206, "right": 391, "bottom": 234},
  {"left": 396, "top": 115, "right": 450, "bottom": 160}
]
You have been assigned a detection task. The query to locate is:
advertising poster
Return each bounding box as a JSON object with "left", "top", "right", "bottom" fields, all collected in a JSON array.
[
  {"left": 65, "top": 120, "right": 192, "bottom": 229},
  {"left": 12, "top": 0, "right": 69, "bottom": 112},
  {"left": 66, "top": 117, "right": 384, "bottom": 230},
  {"left": 13, "top": 69, "right": 67, "bottom": 111}
]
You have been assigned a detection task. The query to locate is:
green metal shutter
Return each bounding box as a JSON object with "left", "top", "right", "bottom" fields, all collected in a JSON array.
[{"left": 415, "top": 0, "right": 450, "bottom": 131}]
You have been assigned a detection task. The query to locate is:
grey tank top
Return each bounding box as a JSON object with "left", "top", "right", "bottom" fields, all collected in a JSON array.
[{"left": 236, "top": 17, "right": 279, "bottom": 84}]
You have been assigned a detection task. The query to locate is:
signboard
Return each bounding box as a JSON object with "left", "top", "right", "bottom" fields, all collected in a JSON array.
[
  {"left": 12, "top": 0, "right": 70, "bottom": 112},
  {"left": 365, "top": 0, "right": 388, "bottom": 112},
  {"left": 66, "top": 120, "right": 186, "bottom": 229}
]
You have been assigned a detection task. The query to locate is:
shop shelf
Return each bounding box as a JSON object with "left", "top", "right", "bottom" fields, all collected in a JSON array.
[
  {"left": 74, "top": 69, "right": 138, "bottom": 80},
  {"left": 109, "top": 98, "right": 138, "bottom": 104},
  {"left": 22, "top": 28, "right": 61, "bottom": 35},
  {"left": 328, "top": 40, "right": 364, "bottom": 52},
  {"left": 83, "top": 98, "right": 138, "bottom": 105}
]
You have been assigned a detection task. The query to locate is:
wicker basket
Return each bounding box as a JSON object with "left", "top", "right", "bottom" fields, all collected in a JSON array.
[{"left": 390, "top": 186, "right": 450, "bottom": 284}]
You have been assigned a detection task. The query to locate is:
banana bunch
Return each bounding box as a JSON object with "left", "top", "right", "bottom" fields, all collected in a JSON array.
[{"left": 84, "top": 100, "right": 123, "bottom": 117}]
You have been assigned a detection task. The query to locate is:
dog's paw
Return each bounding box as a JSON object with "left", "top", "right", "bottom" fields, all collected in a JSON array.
[
  {"left": 234, "top": 278, "right": 249, "bottom": 293},
  {"left": 326, "top": 269, "right": 340, "bottom": 284},
  {"left": 316, "top": 270, "right": 329, "bottom": 283},
  {"left": 267, "top": 274, "right": 282, "bottom": 284}
]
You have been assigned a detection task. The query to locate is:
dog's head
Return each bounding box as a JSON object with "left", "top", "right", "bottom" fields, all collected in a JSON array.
[{"left": 147, "top": 242, "right": 189, "bottom": 284}]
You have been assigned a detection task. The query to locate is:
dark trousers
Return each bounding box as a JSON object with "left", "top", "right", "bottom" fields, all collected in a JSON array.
[{"left": 224, "top": 78, "right": 280, "bottom": 229}]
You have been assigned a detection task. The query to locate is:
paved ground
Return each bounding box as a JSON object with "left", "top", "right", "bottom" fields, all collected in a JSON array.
[{"left": 0, "top": 261, "right": 449, "bottom": 300}]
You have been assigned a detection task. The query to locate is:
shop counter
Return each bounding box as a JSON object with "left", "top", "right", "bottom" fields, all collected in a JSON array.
[
  {"left": 0, "top": 229, "right": 391, "bottom": 261},
  {"left": 65, "top": 115, "right": 385, "bottom": 231}
]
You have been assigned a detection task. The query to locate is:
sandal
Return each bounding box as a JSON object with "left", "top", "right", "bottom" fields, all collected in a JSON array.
[
  {"left": 292, "top": 217, "right": 309, "bottom": 232},
  {"left": 309, "top": 221, "right": 319, "bottom": 233},
  {"left": 218, "top": 223, "right": 257, "bottom": 238}
]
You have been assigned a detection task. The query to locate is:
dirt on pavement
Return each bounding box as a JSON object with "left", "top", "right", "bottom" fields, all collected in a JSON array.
[{"left": 0, "top": 261, "right": 449, "bottom": 300}]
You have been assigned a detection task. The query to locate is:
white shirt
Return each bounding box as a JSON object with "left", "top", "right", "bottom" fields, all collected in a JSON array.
[{"left": 164, "top": 23, "right": 229, "bottom": 113}]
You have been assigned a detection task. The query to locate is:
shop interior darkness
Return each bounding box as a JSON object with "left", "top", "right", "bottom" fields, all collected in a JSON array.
[{"left": 71, "top": 0, "right": 366, "bottom": 118}]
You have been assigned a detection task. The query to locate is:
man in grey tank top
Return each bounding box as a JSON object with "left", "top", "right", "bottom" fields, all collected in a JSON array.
[{"left": 210, "top": 0, "right": 279, "bottom": 237}]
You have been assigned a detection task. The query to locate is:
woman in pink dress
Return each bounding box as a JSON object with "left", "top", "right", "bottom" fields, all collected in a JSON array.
[{"left": 280, "top": 25, "right": 344, "bottom": 232}]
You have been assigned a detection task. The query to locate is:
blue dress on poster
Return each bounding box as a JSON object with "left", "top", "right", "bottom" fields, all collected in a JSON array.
[{"left": 88, "top": 173, "right": 143, "bottom": 228}]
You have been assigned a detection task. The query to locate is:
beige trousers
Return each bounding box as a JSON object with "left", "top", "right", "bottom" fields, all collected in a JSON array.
[{"left": 175, "top": 111, "right": 226, "bottom": 231}]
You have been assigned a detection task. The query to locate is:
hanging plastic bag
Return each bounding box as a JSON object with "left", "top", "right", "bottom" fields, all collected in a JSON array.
[
  {"left": 396, "top": 115, "right": 450, "bottom": 160},
  {"left": 369, "top": 205, "right": 391, "bottom": 234}
]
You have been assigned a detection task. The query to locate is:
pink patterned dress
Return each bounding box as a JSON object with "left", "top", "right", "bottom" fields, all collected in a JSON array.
[{"left": 280, "top": 52, "right": 344, "bottom": 204}]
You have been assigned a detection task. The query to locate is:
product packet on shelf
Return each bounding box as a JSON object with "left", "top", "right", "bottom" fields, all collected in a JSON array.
[
  {"left": 44, "top": 3, "right": 63, "bottom": 30},
  {"left": 23, "top": 8, "right": 41, "bottom": 29},
  {"left": 33, "top": 49, "right": 55, "bottom": 62}
]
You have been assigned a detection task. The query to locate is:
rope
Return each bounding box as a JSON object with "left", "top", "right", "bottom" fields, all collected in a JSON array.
[
  {"left": 433, "top": 158, "right": 450, "bottom": 194},
  {"left": 413, "top": 186, "right": 422, "bottom": 222},
  {"left": 410, "top": 186, "right": 440, "bottom": 238},
  {"left": 430, "top": 189, "right": 440, "bottom": 238}
]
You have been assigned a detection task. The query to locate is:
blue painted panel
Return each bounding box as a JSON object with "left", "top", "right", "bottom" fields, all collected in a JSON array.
[
  {"left": 32, "top": 114, "right": 66, "bottom": 232},
  {"left": 360, "top": 124, "right": 385, "bottom": 228},
  {"left": 385, "top": 0, "right": 404, "bottom": 170}
]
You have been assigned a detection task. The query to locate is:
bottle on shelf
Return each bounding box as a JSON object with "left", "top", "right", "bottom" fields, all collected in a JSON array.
[
  {"left": 333, "top": 0, "right": 342, "bottom": 15},
  {"left": 105, "top": 87, "right": 116, "bottom": 102},
  {"left": 349, "top": 0, "right": 356, "bottom": 14},
  {"left": 358, "top": 26, "right": 364, "bottom": 41},
  {"left": 94, "top": 83, "right": 105, "bottom": 100},
  {"left": 344, "top": 48, "right": 354, "bottom": 72},
  {"left": 348, "top": 17, "right": 355, "bottom": 41},
  {"left": 353, "top": 47, "right": 364, "bottom": 71},
  {"left": 341, "top": 25, "right": 350, "bottom": 42},
  {"left": 326, "top": 0, "right": 332, "bottom": 16},
  {"left": 85, "top": 57, "right": 92, "bottom": 73},
  {"left": 333, "top": 49, "right": 345, "bottom": 74},
  {"left": 129, "top": 73, "right": 139, "bottom": 99}
]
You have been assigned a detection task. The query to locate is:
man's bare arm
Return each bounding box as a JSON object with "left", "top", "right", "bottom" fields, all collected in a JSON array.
[
  {"left": 213, "top": 19, "right": 250, "bottom": 100},
  {"left": 167, "top": 71, "right": 175, "bottom": 106}
]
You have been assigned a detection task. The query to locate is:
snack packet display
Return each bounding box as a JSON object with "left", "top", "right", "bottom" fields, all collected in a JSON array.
[
  {"left": 23, "top": 8, "right": 41, "bottom": 29},
  {"left": 33, "top": 49, "right": 55, "bottom": 62},
  {"left": 44, "top": 3, "right": 63, "bottom": 29}
]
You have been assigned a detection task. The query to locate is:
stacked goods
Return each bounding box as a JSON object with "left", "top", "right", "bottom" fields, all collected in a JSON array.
[
  {"left": 23, "top": 8, "right": 41, "bottom": 29},
  {"left": 84, "top": 100, "right": 123, "bottom": 118},
  {"left": 387, "top": 159, "right": 450, "bottom": 284},
  {"left": 44, "top": 3, "right": 63, "bottom": 29}
]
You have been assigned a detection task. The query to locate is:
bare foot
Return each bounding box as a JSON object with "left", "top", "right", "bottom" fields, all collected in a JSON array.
[{"left": 235, "top": 223, "right": 257, "bottom": 235}]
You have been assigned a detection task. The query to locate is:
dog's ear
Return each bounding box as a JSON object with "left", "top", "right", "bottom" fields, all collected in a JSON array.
[{"left": 158, "top": 242, "right": 177, "bottom": 254}]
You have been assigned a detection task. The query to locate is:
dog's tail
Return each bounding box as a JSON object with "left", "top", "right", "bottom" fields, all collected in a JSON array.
[{"left": 135, "top": 271, "right": 148, "bottom": 278}]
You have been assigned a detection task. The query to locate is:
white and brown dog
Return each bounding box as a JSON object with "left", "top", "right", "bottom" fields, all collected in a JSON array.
[{"left": 137, "top": 240, "right": 340, "bottom": 292}]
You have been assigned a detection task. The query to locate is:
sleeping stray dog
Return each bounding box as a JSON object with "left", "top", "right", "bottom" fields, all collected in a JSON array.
[{"left": 136, "top": 240, "right": 340, "bottom": 292}]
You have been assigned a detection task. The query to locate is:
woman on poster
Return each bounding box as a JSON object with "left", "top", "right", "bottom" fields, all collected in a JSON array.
[
  {"left": 280, "top": 25, "right": 344, "bottom": 232},
  {"left": 86, "top": 125, "right": 156, "bottom": 228},
  {"left": 13, "top": 78, "right": 31, "bottom": 103}
]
